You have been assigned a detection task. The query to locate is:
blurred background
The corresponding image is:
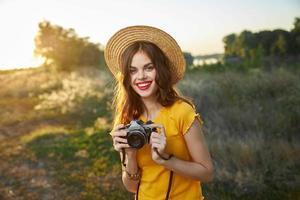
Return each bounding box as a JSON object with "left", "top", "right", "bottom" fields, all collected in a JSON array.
[{"left": 0, "top": 0, "right": 299, "bottom": 199}]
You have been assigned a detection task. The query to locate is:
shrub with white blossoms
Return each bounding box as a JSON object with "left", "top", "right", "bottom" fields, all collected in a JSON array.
[{"left": 34, "top": 71, "right": 107, "bottom": 114}]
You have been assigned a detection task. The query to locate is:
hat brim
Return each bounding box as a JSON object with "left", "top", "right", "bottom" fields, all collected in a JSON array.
[{"left": 104, "top": 25, "right": 186, "bottom": 84}]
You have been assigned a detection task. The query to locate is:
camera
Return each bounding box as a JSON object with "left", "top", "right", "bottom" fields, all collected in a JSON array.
[{"left": 120, "top": 120, "right": 157, "bottom": 149}]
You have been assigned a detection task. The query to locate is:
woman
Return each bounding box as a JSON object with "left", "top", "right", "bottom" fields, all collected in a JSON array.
[{"left": 104, "top": 25, "right": 213, "bottom": 200}]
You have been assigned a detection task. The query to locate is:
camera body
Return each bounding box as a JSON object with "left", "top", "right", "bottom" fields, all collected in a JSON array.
[{"left": 120, "top": 120, "right": 156, "bottom": 149}]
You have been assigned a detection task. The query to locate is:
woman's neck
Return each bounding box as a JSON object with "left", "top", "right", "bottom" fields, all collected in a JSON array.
[{"left": 142, "top": 97, "right": 162, "bottom": 120}]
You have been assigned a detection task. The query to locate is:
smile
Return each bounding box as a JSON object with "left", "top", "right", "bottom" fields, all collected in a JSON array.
[{"left": 136, "top": 81, "right": 152, "bottom": 90}]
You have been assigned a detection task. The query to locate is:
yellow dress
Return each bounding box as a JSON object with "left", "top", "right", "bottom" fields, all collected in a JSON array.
[{"left": 136, "top": 100, "right": 204, "bottom": 200}]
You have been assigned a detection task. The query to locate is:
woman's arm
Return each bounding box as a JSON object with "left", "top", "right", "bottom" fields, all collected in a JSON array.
[
  {"left": 121, "top": 151, "right": 140, "bottom": 193},
  {"left": 111, "top": 124, "right": 140, "bottom": 193},
  {"left": 150, "top": 119, "right": 214, "bottom": 182}
]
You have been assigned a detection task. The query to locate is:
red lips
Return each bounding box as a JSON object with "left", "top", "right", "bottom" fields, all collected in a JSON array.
[{"left": 136, "top": 81, "right": 152, "bottom": 90}]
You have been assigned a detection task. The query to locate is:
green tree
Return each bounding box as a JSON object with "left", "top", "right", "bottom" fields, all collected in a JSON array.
[
  {"left": 271, "top": 34, "right": 287, "bottom": 56},
  {"left": 223, "top": 33, "right": 237, "bottom": 57},
  {"left": 291, "top": 17, "right": 300, "bottom": 54},
  {"left": 34, "top": 20, "right": 104, "bottom": 71},
  {"left": 183, "top": 52, "right": 194, "bottom": 69},
  {"left": 292, "top": 17, "right": 300, "bottom": 33},
  {"left": 238, "top": 30, "right": 256, "bottom": 59},
  {"left": 249, "top": 44, "right": 265, "bottom": 67}
]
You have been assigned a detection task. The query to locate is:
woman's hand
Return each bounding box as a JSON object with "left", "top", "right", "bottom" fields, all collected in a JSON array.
[
  {"left": 149, "top": 124, "right": 169, "bottom": 164},
  {"left": 111, "top": 124, "right": 137, "bottom": 155},
  {"left": 111, "top": 125, "right": 139, "bottom": 193}
]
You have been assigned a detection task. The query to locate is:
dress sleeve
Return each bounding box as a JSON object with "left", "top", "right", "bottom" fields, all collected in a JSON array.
[{"left": 177, "top": 102, "right": 204, "bottom": 135}]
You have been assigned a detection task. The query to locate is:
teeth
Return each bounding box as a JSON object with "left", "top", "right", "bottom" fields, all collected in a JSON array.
[
  {"left": 138, "top": 83, "right": 149, "bottom": 87},
  {"left": 137, "top": 82, "right": 151, "bottom": 87}
]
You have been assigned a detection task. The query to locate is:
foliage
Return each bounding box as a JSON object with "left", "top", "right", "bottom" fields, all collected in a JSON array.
[
  {"left": 183, "top": 51, "right": 194, "bottom": 68},
  {"left": 34, "top": 71, "right": 102, "bottom": 114},
  {"left": 179, "top": 68, "right": 300, "bottom": 199},
  {"left": 181, "top": 68, "right": 300, "bottom": 138},
  {"left": 20, "top": 127, "right": 133, "bottom": 200},
  {"left": 1, "top": 66, "right": 299, "bottom": 199},
  {"left": 33, "top": 68, "right": 113, "bottom": 127},
  {"left": 1, "top": 17, "right": 300, "bottom": 200},
  {"left": 223, "top": 17, "right": 300, "bottom": 63},
  {"left": 34, "top": 20, "right": 105, "bottom": 71}
]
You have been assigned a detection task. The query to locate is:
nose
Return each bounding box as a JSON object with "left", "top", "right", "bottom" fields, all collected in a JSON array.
[{"left": 137, "top": 69, "right": 146, "bottom": 79}]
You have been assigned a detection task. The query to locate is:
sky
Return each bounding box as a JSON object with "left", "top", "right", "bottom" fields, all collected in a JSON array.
[{"left": 0, "top": 0, "right": 299, "bottom": 70}]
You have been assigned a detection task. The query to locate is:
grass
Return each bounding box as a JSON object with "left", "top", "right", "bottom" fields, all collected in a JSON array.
[
  {"left": 23, "top": 127, "right": 128, "bottom": 199},
  {"left": 0, "top": 65, "right": 299, "bottom": 199},
  {"left": 180, "top": 67, "right": 300, "bottom": 199},
  {"left": 181, "top": 68, "right": 300, "bottom": 138},
  {"left": 0, "top": 125, "right": 133, "bottom": 200}
]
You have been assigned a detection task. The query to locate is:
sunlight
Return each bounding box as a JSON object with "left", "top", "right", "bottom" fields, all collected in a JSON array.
[
  {"left": 0, "top": 1, "right": 42, "bottom": 70},
  {"left": 0, "top": 29, "right": 38, "bottom": 70},
  {"left": 0, "top": 0, "right": 298, "bottom": 70},
  {"left": 0, "top": 54, "right": 45, "bottom": 71}
]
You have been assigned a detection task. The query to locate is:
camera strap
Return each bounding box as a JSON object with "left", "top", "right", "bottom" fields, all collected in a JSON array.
[
  {"left": 121, "top": 148, "right": 126, "bottom": 167},
  {"left": 136, "top": 170, "right": 174, "bottom": 200},
  {"left": 121, "top": 147, "right": 174, "bottom": 199}
]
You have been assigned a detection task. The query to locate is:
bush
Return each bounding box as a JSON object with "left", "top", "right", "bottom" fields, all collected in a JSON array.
[
  {"left": 34, "top": 68, "right": 114, "bottom": 127},
  {"left": 178, "top": 67, "right": 300, "bottom": 199}
]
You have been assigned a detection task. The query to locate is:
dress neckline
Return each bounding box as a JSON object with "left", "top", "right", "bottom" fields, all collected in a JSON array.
[{"left": 140, "top": 106, "right": 165, "bottom": 123}]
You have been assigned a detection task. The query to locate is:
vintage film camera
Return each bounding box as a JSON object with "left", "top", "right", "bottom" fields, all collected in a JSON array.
[{"left": 120, "top": 120, "right": 157, "bottom": 149}]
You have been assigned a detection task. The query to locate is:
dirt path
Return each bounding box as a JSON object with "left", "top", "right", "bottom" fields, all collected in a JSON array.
[
  {"left": 0, "top": 118, "right": 65, "bottom": 141},
  {"left": 0, "top": 120, "right": 72, "bottom": 200}
]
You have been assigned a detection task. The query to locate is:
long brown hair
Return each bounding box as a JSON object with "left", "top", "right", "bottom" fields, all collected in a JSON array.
[{"left": 112, "top": 41, "right": 193, "bottom": 126}]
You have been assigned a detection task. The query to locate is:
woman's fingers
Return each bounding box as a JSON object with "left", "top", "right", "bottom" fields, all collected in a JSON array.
[
  {"left": 152, "top": 142, "right": 165, "bottom": 150},
  {"left": 112, "top": 134, "right": 129, "bottom": 150},
  {"left": 150, "top": 136, "right": 166, "bottom": 145},
  {"left": 150, "top": 131, "right": 166, "bottom": 154},
  {"left": 114, "top": 143, "right": 130, "bottom": 151},
  {"left": 114, "top": 136, "right": 127, "bottom": 144},
  {"left": 149, "top": 124, "right": 166, "bottom": 136},
  {"left": 111, "top": 124, "right": 128, "bottom": 151},
  {"left": 113, "top": 135, "right": 128, "bottom": 149},
  {"left": 151, "top": 132, "right": 165, "bottom": 138},
  {"left": 151, "top": 140, "right": 166, "bottom": 150},
  {"left": 111, "top": 129, "right": 127, "bottom": 138},
  {"left": 150, "top": 132, "right": 166, "bottom": 143}
]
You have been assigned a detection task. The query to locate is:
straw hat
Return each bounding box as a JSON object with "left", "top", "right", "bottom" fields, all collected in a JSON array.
[{"left": 104, "top": 25, "right": 186, "bottom": 84}]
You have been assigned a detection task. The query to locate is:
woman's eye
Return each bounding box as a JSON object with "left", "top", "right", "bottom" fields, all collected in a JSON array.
[
  {"left": 145, "top": 65, "right": 154, "bottom": 71},
  {"left": 129, "top": 68, "right": 137, "bottom": 74}
]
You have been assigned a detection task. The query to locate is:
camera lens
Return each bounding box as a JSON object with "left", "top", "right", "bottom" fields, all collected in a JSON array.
[{"left": 127, "top": 131, "right": 146, "bottom": 149}]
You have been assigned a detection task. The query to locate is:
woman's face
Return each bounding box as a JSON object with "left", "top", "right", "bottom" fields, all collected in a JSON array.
[{"left": 129, "top": 51, "right": 158, "bottom": 100}]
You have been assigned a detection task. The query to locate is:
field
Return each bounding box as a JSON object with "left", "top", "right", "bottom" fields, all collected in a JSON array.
[{"left": 0, "top": 65, "right": 299, "bottom": 200}]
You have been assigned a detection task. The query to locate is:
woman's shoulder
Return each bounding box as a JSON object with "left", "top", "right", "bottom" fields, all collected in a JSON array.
[
  {"left": 167, "top": 99, "right": 196, "bottom": 114},
  {"left": 165, "top": 99, "right": 203, "bottom": 133},
  {"left": 167, "top": 99, "right": 196, "bottom": 118}
]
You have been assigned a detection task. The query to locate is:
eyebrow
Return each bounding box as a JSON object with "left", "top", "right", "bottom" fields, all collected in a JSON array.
[{"left": 130, "top": 62, "right": 153, "bottom": 68}]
